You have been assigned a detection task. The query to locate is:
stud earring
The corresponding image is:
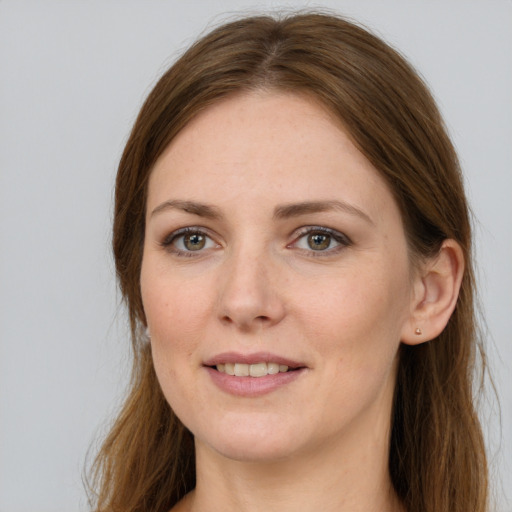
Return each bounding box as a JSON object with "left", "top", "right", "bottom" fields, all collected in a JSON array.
[{"left": 414, "top": 327, "right": 422, "bottom": 335}]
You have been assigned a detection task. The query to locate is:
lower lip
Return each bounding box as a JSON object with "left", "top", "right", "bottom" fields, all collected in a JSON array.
[{"left": 204, "top": 367, "right": 305, "bottom": 397}]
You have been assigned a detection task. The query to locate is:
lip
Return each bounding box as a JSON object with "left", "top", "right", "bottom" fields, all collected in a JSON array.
[
  {"left": 203, "top": 351, "right": 305, "bottom": 368},
  {"left": 204, "top": 366, "right": 306, "bottom": 397},
  {"left": 203, "top": 352, "right": 308, "bottom": 397}
]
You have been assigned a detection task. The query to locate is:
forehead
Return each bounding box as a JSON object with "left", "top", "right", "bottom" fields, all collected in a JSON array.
[{"left": 148, "top": 91, "right": 399, "bottom": 223}]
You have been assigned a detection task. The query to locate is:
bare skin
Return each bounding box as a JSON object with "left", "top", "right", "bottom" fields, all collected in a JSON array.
[{"left": 141, "top": 91, "right": 461, "bottom": 512}]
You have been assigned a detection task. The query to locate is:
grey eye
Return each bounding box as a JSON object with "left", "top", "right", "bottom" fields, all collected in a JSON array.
[
  {"left": 183, "top": 233, "right": 206, "bottom": 251},
  {"left": 292, "top": 227, "right": 351, "bottom": 254},
  {"left": 170, "top": 231, "right": 216, "bottom": 252},
  {"left": 307, "top": 233, "right": 332, "bottom": 250}
]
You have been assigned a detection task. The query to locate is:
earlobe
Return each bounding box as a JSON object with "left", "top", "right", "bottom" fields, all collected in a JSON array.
[{"left": 401, "top": 239, "right": 465, "bottom": 345}]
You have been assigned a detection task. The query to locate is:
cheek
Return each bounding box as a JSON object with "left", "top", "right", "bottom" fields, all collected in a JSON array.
[
  {"left": 297, "top": 262, "right": 410, "bottom": 364},
  {"left": 140, "top": 265, "right": 208, "bottom": 416},
  {"left": 141, "top": 258, "right": 213, "bottom": 341},
  {"left": 325, "top": 272, "right": 404, "bottom": 323}
]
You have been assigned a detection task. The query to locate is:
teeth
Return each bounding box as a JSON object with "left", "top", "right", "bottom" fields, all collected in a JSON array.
[
  {"left": 249, "top": 362, "right": 267, "bottom": 377},
  {"left": 267, "top": 363, "right": 279, "bottom": 375},
  {"left": 234, "top": 363, "right": 249, "bottom": 377},
  {"left": 215, "top": 362, "right": 292, "bottom": 377}
]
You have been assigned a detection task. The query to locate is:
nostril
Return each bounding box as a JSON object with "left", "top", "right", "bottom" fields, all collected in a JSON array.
[{"left": 217, "top": 285, "right": 286, "bottom": 329}]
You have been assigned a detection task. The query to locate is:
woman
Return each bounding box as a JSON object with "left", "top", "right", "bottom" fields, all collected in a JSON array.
[{"left": 90, "top": 12, "right": 488, "bottom": 512}]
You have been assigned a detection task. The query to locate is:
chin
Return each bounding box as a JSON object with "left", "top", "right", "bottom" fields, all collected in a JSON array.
[
  {"left": 202, "top": 438, "right": 299, "bottom": 463},
  {"left": 193, "top": 415, "right": 307, "bottom": 463}
]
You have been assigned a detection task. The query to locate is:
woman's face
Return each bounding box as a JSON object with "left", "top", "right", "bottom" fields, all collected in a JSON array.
[{"left": 141, "top": 91, "right": 419, "bottom": 462}]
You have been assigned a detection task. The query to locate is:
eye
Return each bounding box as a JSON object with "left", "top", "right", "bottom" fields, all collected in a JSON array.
[
  {"left": 305, "top": 232, "right": 332, "bottom": 251},
  {"left": 162, "top": 228, "right": 218, "bottom": 255},
  {"left": 291, "top": 227, "right": 351, "bottom": 254}
]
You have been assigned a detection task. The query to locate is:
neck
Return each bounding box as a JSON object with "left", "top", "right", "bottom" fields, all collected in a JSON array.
[{"left": 182, "top": 418, "right": 404, "bottom": 512}]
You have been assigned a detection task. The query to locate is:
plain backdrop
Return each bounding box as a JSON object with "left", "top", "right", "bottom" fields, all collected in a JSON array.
[{"left": 0, "top": 1, "right": 511, "bottom": 511}]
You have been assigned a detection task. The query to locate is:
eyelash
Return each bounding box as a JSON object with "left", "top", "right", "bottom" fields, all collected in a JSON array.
[
  {"left": 161, "top": 227, "right": 219, "bottom": 257},
  {"left": 289, "top": 226, "right": 352, "bottom": 257},
  {"left": 160, "top": 226, "right": 352, "bottom": 257}
]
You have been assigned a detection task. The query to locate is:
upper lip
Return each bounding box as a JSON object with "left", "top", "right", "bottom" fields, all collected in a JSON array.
[{"left": 203, "top": 352, "right": 306, "bottom": 369}]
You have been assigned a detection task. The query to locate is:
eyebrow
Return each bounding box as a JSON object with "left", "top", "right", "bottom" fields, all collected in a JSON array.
[
  {"left": 151, "top": 200, "right": 223, "bottom": 219},
  {"left": 150, "top": 199, "right": 374, "bottom": 225},
  {"left": 273, "top": 200, "right": 374, "bottom": 225}
]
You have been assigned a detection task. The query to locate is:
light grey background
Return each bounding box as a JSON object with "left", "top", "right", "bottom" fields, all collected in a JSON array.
[{"left": 0, "top": 1, "right": 510, "bottom": 511}]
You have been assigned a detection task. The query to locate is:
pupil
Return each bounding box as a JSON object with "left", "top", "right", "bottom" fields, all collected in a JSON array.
[
  {"left": 185, "top": 233, "right": 205, "bottom": 251},
  {"left": 308, "top": 233, "right": 330, "bottom": 250}
]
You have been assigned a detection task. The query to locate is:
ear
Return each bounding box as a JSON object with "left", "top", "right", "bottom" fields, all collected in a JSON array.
[{"left": 401, "top": 239, "right": 465, "bottom": 345}]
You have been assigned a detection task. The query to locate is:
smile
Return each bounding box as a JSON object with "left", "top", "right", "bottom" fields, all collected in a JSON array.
[
  {"left": 204, "top": 352, "right": 306, "bottom": 395},
  {"left": 216, "top": 362, "right": 290, "bottom": 377}
]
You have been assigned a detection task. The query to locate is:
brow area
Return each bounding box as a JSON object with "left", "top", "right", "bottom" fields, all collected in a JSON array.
[
  {"left": 273, "top": 200, "right": 374, "bottom": 225},
  {"left": 150, "top": 200, "right": 223, "bottom": 220}
]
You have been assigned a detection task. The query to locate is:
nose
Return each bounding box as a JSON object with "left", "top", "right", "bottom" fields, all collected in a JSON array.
[{"left": 216, "top": 248, "right": 286, "bottom": 332}]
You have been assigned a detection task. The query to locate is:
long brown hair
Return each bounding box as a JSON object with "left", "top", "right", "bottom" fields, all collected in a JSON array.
[{"left": 89, "top": 12, "right": 488, "bottom": 512}]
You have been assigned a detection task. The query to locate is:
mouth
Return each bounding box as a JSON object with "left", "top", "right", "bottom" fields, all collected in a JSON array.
[
  {"left": 203, "top": 352, "right": 307, "bottom": 378},
  {"left": 203, "top": 353, "right": 306, "bottom": 396},
  {"left": 213, "top": 362, "right": 299, "bottom": 377}
]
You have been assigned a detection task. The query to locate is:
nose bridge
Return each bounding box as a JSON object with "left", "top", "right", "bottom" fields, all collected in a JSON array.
[{"left": 217, "top": 238, "right": 285, "bottom": 330}]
